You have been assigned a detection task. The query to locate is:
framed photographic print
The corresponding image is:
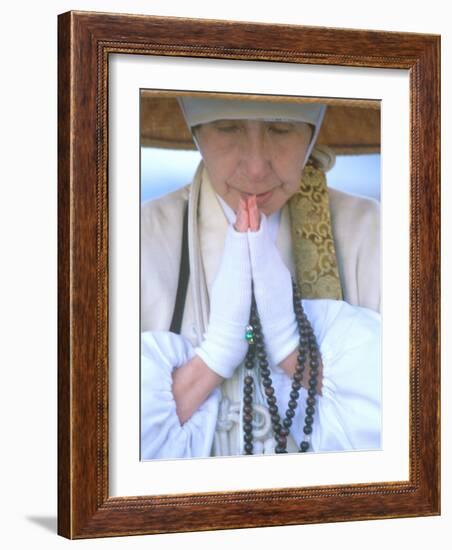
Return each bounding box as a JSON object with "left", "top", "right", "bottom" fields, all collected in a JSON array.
[
  {"left": 58, "top": 10, "right": 440, "bottom": 538},
  {"left": 138, "top": 90, "right": 382, "bottom": 465}
]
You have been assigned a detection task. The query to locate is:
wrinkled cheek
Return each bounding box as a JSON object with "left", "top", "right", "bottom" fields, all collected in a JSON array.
[
  {"left": 209, "top": 175, "right": 229, "bottom": 196},
  {"left": 282, "top": 166, "right": 305, "bottom": 192},
  {"left": 259, "top": 188, "right": 285, "bottom": 215},
  {"left": 218, "top": 167, "right": 242, "bottom": 189},
  {"left": 207, "top": 156, "right": 239, "bottom": 183}
]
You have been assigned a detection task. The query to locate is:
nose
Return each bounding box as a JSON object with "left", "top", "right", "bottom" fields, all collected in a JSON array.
[{"left": 239, "top": 127, "right": 271, "bottom": 183}]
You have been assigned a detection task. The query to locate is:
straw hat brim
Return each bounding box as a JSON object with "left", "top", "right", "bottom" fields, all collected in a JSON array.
[{"left": 140, "top": 91, "right": 380, "bottom": 155}]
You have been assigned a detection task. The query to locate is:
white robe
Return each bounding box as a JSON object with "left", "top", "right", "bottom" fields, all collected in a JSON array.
[{"left": 140, "top": 164, "right": 381, "bottom": 459}]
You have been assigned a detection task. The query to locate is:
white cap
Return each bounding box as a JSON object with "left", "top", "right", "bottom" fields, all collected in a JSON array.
[{"left": 178, "top": 96, "right": 326, "bottom": 154}]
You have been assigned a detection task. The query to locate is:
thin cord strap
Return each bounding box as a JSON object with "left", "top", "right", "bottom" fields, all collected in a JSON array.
[{"left": 170, "top": 203, "right": 190, "bottom": 334}]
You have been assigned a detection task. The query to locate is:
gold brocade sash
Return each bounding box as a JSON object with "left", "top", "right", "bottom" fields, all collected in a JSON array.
[{"left": 288, "top": 163, "right": 343, "bottom": 300}]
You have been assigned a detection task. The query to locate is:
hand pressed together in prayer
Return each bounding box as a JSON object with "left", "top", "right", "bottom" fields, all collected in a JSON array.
[
  {"left": 172, "top": 195, "right": 322, "bottom": 425},
  {"left": 234, "top": 196, "right": 323, "bottom": 386}
]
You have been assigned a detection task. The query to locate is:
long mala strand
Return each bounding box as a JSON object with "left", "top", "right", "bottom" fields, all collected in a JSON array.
[{"left": 243, "top": 279, "right": 320, "bottom": 454}]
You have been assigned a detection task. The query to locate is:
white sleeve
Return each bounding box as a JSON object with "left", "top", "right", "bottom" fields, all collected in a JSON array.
[
  {"left": 141, "top": 331, "right": 221, "bottom": 460},
  {"left": 271, "top": 299, "right": 381, "bottom": 452}
]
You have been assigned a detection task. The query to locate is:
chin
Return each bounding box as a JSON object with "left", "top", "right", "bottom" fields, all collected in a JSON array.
[{"left": 260, "top": 204, "right": 277, "bottom": 216}]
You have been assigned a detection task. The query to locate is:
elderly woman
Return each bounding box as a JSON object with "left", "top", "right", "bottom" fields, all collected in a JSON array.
[{"left": 140, "top": 97, "right": 380, "bottom": 459}]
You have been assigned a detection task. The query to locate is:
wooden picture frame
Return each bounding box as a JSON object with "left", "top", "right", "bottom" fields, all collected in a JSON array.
[{"left": 58, "top": 10, "right": 440, "bottom": 539}]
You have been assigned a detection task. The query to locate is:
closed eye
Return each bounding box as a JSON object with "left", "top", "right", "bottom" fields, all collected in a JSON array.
[
  {"left": 213, "top": 122, "right": 242, "bottom": 133},
  {"left": 267, "top": 122, "right": 295, "bottom": 134}
]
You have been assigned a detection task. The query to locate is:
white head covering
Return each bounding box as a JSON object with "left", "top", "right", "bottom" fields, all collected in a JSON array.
[{"left": 178, "top": 96, "right": 326, "bottom": 160}]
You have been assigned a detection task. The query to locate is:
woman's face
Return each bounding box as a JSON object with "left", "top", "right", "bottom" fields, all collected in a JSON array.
[{"left": 194, "top": 119, "right": 313, "bottom": 215}]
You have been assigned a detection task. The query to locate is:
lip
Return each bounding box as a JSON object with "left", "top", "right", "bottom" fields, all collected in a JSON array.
[
  {"left": 238, "top": 190, "right": 274, "bottom": 200},
  {"left": 234, "top": 187, "right": 276, "bottom": 206},
  {"left": 254, "top": 190, "right": 274, "bottom": 205}
]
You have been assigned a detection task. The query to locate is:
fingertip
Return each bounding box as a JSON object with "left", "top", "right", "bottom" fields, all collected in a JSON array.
[
  {"left": 234, "top": 203, "right": 250, "bottom": 232},
  {"left": 248, "top": 196, "right": 260, "bottom": 231},
  {"left": 243, "top": 207, "right": 250, "bottom": 230}
]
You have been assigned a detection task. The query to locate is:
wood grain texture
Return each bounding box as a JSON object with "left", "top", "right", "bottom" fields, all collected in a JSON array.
[
  {"left": 57, "top": 10, "right": 440, "bottom": 539},
  {"left": 57, "top": 10, "right": 72, "bottom": 539}
]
